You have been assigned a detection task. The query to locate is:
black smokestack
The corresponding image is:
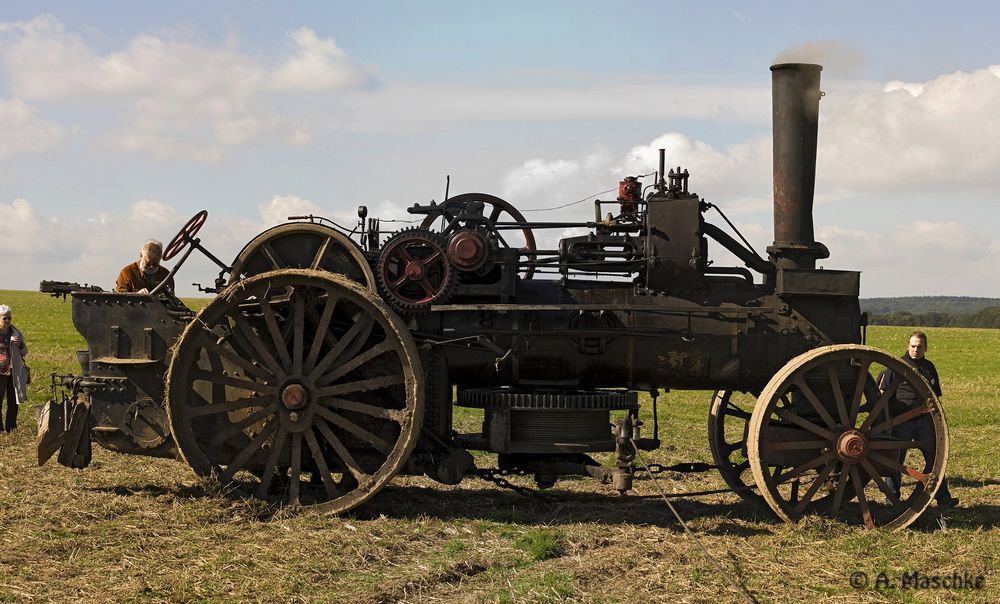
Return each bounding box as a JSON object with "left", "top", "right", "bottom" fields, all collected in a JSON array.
[{"left": 768, "top": 63, "right": 829, "bottom": 270}]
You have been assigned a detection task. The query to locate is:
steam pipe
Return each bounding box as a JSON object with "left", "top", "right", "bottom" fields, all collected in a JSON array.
[
  {"left": 767, "top": 63, "right": 829, "bottom": 270},
  {"left": 657, "top": 148, "right": 666, "bottom": 193},
  {"left": 702, "top": 223, "right": 775, "bottom": 275}
]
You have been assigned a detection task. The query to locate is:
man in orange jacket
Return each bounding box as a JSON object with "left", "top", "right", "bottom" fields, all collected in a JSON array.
[{"left": 115, "top": 239, "right": 175, "bottom": 294}]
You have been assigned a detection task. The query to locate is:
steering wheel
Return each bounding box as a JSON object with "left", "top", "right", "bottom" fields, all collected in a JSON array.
[{"left": 163, "top": 210, "right": 208, "bottom": 261}]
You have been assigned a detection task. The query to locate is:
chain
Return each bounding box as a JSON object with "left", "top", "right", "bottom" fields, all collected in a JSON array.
[
  {"left": 474, "top": 468, "right": 558, "bottom": 501},
  {"left": 639, "top": 461, "right": 717, "bottom": 476}
]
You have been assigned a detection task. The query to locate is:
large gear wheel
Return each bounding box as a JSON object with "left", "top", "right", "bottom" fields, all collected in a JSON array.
[{"left": 377, "top": 228, "right": 457, "bottom": 312}]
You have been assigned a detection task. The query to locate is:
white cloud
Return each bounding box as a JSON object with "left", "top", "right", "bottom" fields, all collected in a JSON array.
[
  {"left": 818, "top": 221, "right": 1000, "bottom": 296},
  {"left": 0, "top": 15, "right": 373, "bottom": 161},
  {"left": 269, "top": 28, "right": 376, "bottom": 91},
  {"left": 497, "top": 64, "right": 1000, "bottom": 224},
  {"left": 503, "top": 158, "right": 582, "bottom": 199},
  {"left": 258, "top": 194, "right": 324, "bottom": 227},
  {"left": 0, "top": 98, "right": 63, "bottom": 160},
  {"left": 882, "top": 80, "right": 925, "bottom": 96},
  {"left": 819, "top": 65, "right": 1000, "bottom": 192},
  {"left": 1, "top": 197, "right": 277, "bottom": 294}
]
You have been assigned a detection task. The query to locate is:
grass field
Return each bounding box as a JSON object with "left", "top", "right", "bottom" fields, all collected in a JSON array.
[{"left": 0, "top": 289, "right": 998, "bottom": 603}]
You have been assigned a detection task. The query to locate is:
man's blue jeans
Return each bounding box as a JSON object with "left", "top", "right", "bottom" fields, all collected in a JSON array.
[{"left": 885, "top": 414, "right": 952, "bottom": 502}]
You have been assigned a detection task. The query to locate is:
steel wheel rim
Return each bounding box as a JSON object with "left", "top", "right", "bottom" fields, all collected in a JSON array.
[
  {"left": 167, "top": 269, "right": 423, "bottom": 513},
  {"left": 747, "top": 344, "right": 948, "bottom": 530}
]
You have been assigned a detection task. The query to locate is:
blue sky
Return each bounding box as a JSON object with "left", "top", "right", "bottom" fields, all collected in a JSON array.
[{"left": 2, "top": 3, "right": 999, "bottom": 296}]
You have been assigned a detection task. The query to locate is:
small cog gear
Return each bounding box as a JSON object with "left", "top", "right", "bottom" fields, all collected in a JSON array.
[{"left": 377, "top": 228, "right": 457, "bottom": 312}]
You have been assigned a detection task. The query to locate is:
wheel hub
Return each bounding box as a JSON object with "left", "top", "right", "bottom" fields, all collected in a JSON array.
[
  {"left": 403, "top": 260, "right": 426, "bottom": 280},
  {"left": 281, "top": 383, "right": 309, "bottom": 410},
  {"left": 836, "top": 429, "right": 867, "bottom": 462},
  {"left": 448, "top": 231, "right": 488, "bottom": 270}
]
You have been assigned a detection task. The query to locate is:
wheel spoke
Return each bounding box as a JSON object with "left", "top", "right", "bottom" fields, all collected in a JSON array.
[
  {"left": 189, "top": 394, "right": 272, "bottom": 418},
  {"left": 868, "top": 452, "right": 929, "bottom": 487},
  {"left": 494, "top": 230, "right": 511, "bottom": 249},
  {"left": 869, "top": 404, "right": 930, "bottom": 435},
  {"left": 319, "top": 340, "right": 398, "bottom": 387},
  {"left": 723, "top": 440, "right": 742, "bottom": 455},
  {"left": 305, "top": 295, "right": 338, "bottom": 373},
  {"left": 396, "top": 245, "right": 415, "bottom": 264},
  {"left": 261, "top": 242, "right": 283, "bottom": 270},
  {"left": 768, "top": 439, "right": 828, "bottom": 451},
  {"left": 851, "top": 466, "right": 875, "bottom": 528},
  {"left": 861, "top": 459, "right": 899, "bottom": 503},
  {"left": 826, "top": 365, "right": 850, "bottom": 426},
  {"left": 724, "top": 405, "right": 752, "bottom": 420},
  {"left": 848, "top": 360, "right": 872, "bottom": 424},
  {"left": 292, "top": 292, "right": 305, "bottom": 374},
  {"left": 209, "top": 404, "right": 278, "bottom": 449},
  {"left": 255, "top": 425, "right": 289, "bottom": 498},
  {"left": 310, "top": 236, "right": 332, "bottom": 270},
  {"left": 289, "top": 432, "right": 302, "bottom": 506},
  {"left": 304, "top": 429, "right": 340, "bottom": 500},
  {"left": 858, "top": 379, "right": 901, "bottom": 432},
  {"left": 195, "top": 331, "right": 272, "bottom": 381},
  {"left": 868, "top": 438, "right": 930, "bottom": 450},
  {"left": 418, "top": 278, "right": 435, "bottom": 297},
  {"left": 229, "top": 311, "right": 285, "bottom": 379},
  {"left": 830, "top": 464, "right": 850, "bottom": 514},
  {"left": 315, "top": 407, "right": 392, "bottom": 454},
  {"left": 191, "top": 369, "right": 274, "bottom": 395},
  {"left": 390, "top": 273, "right": 409, "bottom": 289},
  {"left": 793, "top": 459, "right": 836, "bottom": 514},
  {"left": 315, "top": 419, "right": 368, "bottom": 481},
  {"left": 423, "top": 250, "right": 443, "bottom": 265},
  {"left": 259, "top": 298, "right": 293, "bottom": 369},
  {"left": 793, "top": 376, "right": 838, "bottom": 429},
  {"left": 308, "top": 314, "right": 374, "bottom": 382},
  {"left": 774, "top": 451, "right": 836, "bottom": 484},
  {"left": 774, "top": 407, "right": 837, "bottom": 441},
  {"left": 319, "top": 396, "right": 405, "bottom": 422},
  {"left": 220, "top": 420, "right": 278, "bottom": 483},
  {"left": 317, "top": 374, "right": 405, "bottom": 398}
]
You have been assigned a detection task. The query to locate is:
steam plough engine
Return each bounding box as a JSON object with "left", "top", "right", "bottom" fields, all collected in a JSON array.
[{"left": 37, "top": 64, "right": 948, "bottom": 530}]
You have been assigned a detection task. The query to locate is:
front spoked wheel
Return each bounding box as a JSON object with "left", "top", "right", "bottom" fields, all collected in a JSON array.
[{"left": 747, "top": 345, "right": 948, "bottom": 530}]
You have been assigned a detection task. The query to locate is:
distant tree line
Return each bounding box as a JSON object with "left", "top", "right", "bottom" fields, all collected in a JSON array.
[{"left": 868, "top": 307, "right": 1000, "bottom": 328}]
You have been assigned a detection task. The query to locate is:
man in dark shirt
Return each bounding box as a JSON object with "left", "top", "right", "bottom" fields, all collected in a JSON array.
[{"left": 883, "top": 331, "right": 958, "bottom": 507}]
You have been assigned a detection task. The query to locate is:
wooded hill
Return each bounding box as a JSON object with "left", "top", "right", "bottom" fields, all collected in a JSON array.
[{"left": 861, "top": 296, "right": 1000, "bottom": 327}]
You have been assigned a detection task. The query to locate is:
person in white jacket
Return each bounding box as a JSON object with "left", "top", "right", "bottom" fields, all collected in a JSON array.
[{"left": 0, "top": 304, "right": 28, "bottom": 432}]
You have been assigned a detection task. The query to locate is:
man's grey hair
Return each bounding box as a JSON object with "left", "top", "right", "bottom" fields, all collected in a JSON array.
[
  {"left": 140, "top": 239, "right": 164, "bottom": 258},
  {"left": 0, "top": 304, "right": 10, "bottom": 317}
]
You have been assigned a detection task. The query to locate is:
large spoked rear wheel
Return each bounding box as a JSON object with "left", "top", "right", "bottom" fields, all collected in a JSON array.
[
  {"left": 747, "top": 344, "right": 948, "bottom": 530},
  {"left": 167, "top": 269, "right": 423, "bottom": 513}
]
